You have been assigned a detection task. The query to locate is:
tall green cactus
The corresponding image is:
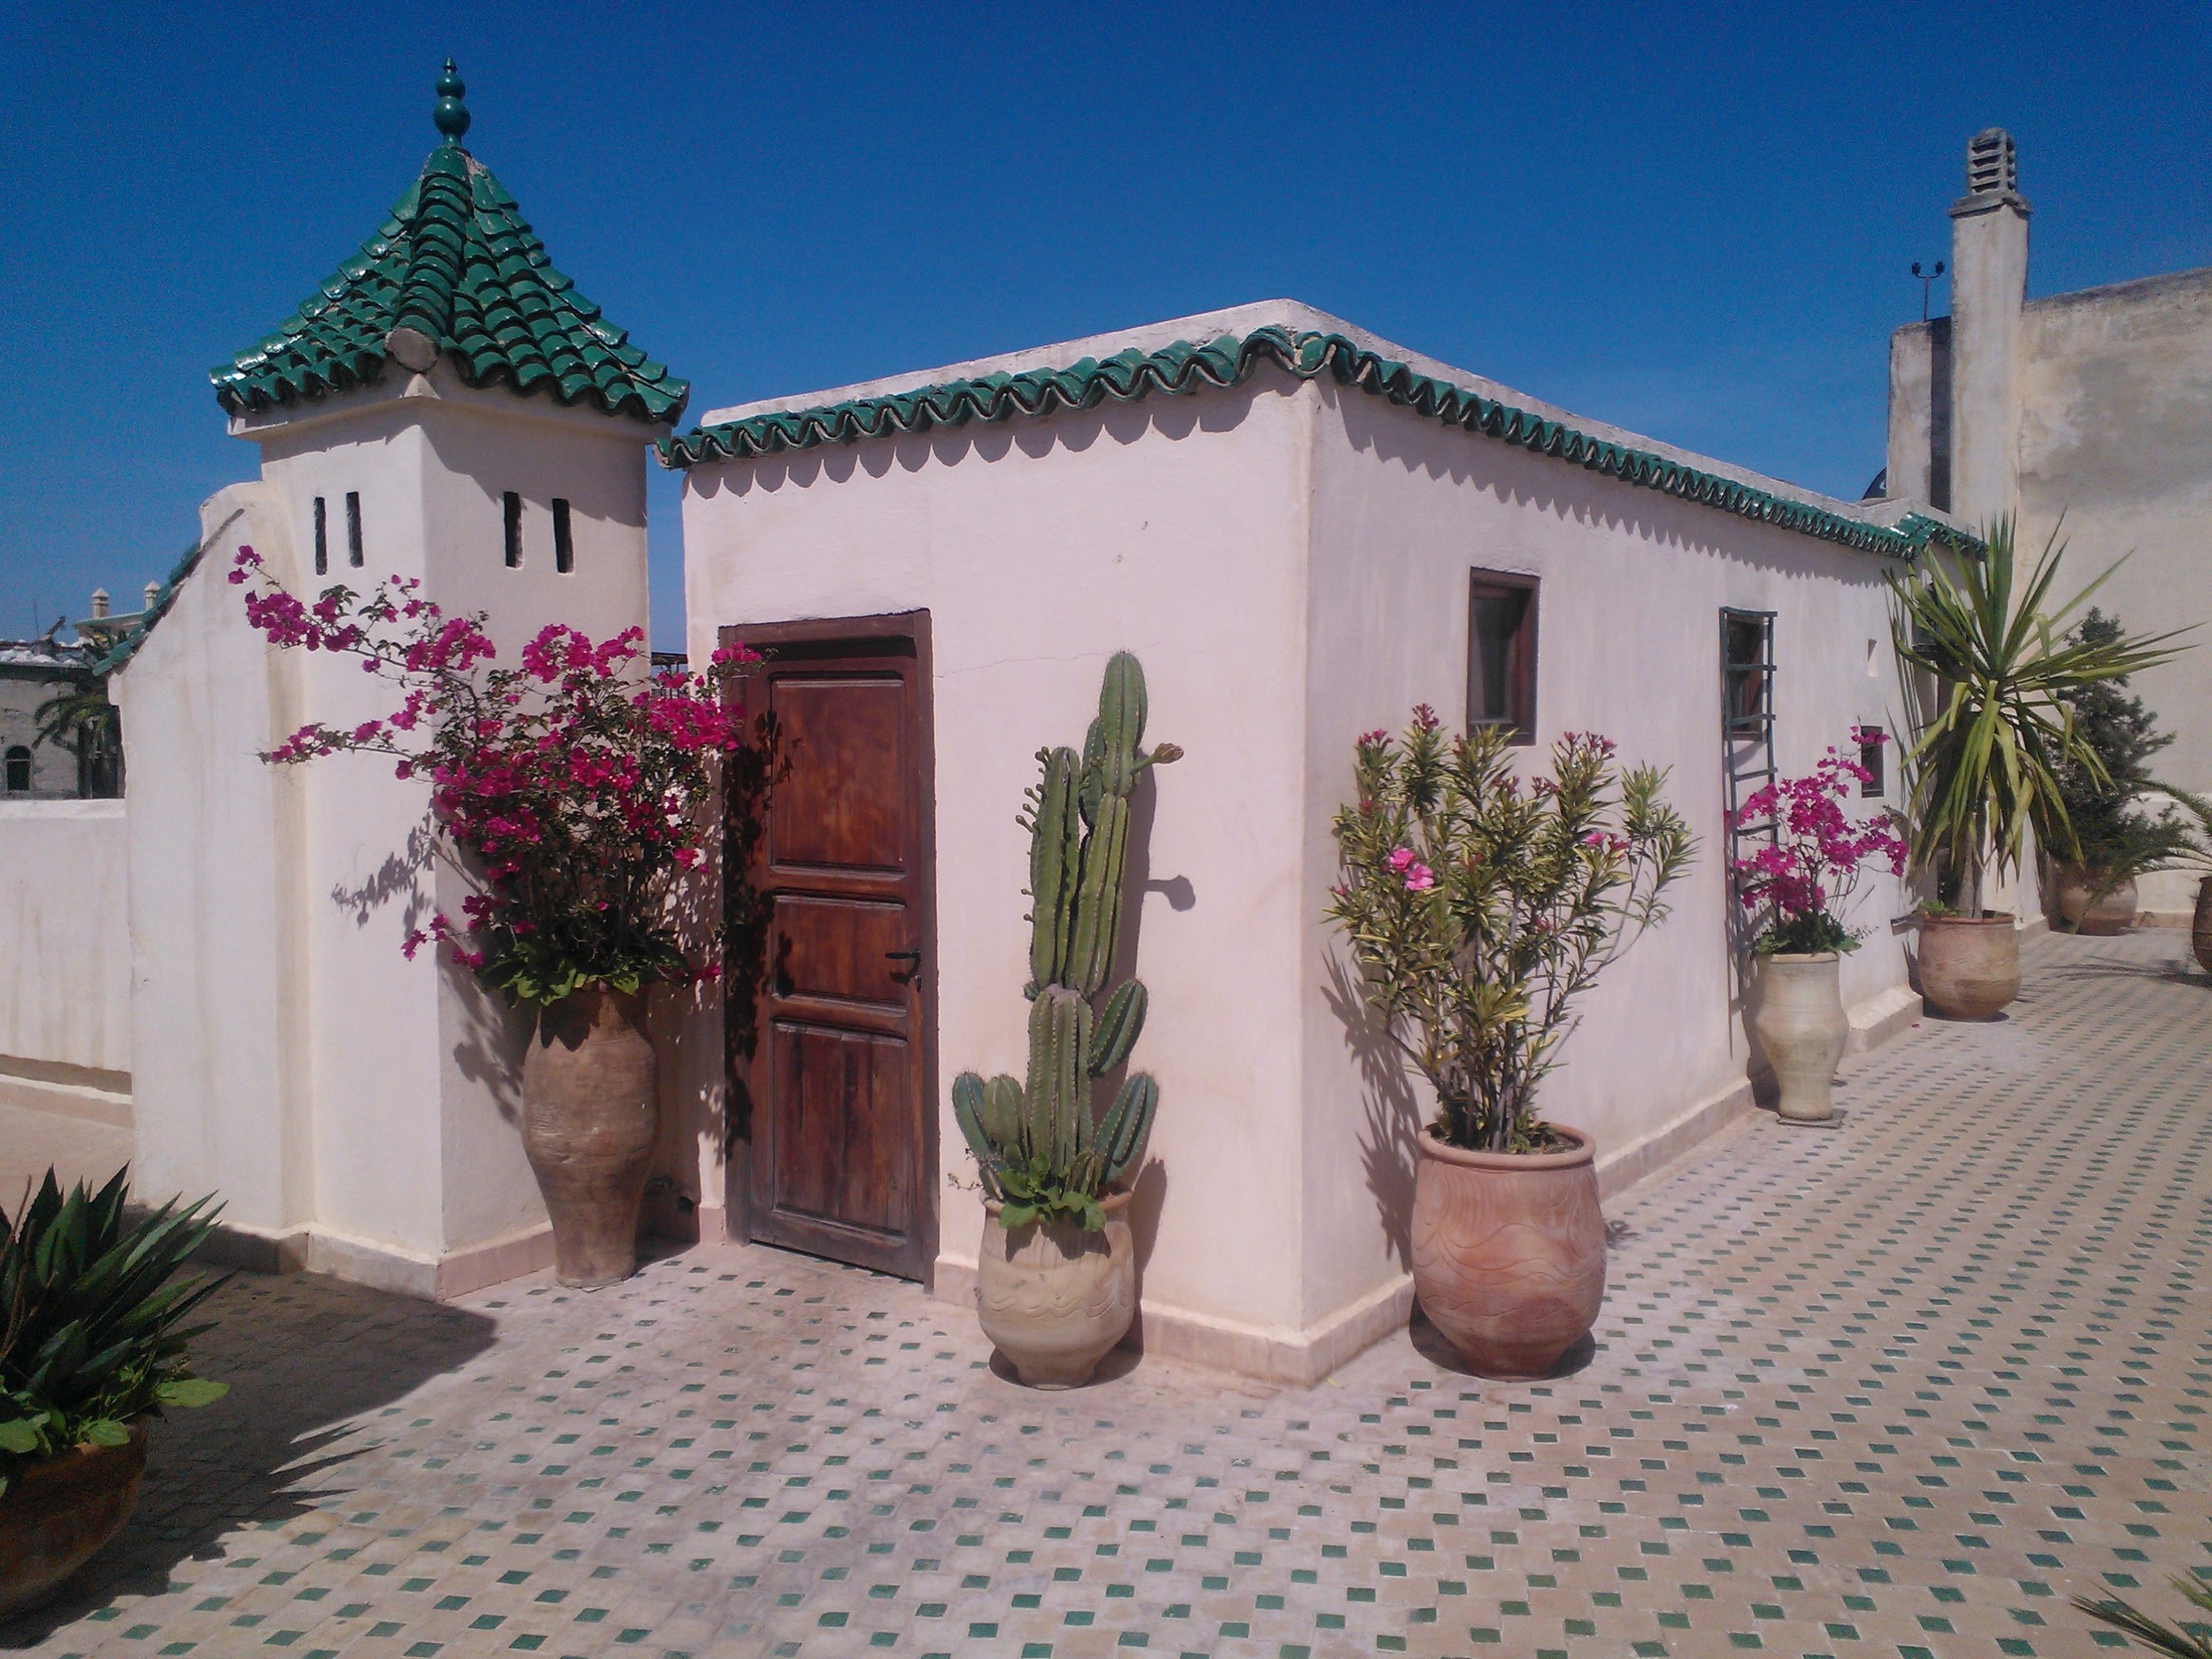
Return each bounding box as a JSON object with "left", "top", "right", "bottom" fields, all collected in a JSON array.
[{"left": 954, "top": 653, "right": 1181, "bottom": 1229}]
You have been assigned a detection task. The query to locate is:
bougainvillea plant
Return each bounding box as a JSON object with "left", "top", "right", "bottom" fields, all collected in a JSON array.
[
  {"left": 231, "top": 546, "right": 756, "bottom": 1007},
  {"left": 1327, "top": 710, "right": 1696, "bottom": 1155},
  {"left": 1731, "top": 731, "right": 1909, "bottom": 956}
]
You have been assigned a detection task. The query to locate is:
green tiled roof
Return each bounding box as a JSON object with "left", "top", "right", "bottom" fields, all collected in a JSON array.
[
  {"left": 661, "top": 325, "right": 1966, "bottom": 561},
  {"left": 211, "top": 63, "right": 686, "bottom": 426}
]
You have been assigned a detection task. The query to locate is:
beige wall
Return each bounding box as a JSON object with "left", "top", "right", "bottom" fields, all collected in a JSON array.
[
  {"left": 2014, "top": 269, "right": 2212, "bottom": 915},
  {"left": 0, "top": 798, "right": 131, "bottom": 1081}
]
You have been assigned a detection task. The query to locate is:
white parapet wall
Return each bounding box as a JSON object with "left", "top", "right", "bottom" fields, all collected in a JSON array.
[{"left": 0, "top": 797, "right": 133, "bottom": 1124}]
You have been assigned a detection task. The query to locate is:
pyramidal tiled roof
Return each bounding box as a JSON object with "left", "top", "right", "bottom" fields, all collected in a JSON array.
[{"left": 211, "top": 62, "right": 687, "bottom": 426}]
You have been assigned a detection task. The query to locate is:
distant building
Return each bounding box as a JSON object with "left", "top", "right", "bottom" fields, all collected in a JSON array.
[
  {"left": 0, "top": 587, "right": 141, "bottom": 799},
  {"left": 1886, "top": 129, "right": 2212, "bottom": 916}
]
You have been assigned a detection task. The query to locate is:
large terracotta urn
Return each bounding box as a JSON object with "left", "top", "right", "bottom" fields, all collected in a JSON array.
[
  {"left": 2055, "top": 867, "right": 2137, "bottom": 935},
  {"left": 1915, "top": 913, "right": 2021, "bottom": 1019},
  {"left": 1752, "top": 953, "right": 1850, "bottom": 1123},
  {"left": 1411, "top": 1125, "right": 1605, "bottom": 1380},
  {"left": 0, "top": 1421, "right": 148, "bottom": 1617},
  {"left": 2195, "top": 877, "right": 2212, "bottom": 973},
  {"left": 522, "top": 988, "right": 657, "bottom": 1288},
  {"left": 976, "top": 1192, "right": 1136, "bottom": 1388}
]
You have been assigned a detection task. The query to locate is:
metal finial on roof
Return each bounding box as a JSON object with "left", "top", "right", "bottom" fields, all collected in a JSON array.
[{"left": 434, "top": 58, "right": 470, "bottom": 145}]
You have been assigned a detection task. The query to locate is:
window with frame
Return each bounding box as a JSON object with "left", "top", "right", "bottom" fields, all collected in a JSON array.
[
  {"left": 1858, "top": 726, "right": 1886, "bottom": 797},
  {"left": 4, "top": 746, "right": 31, "bottom": 793},
  {"left": 1467, "top": 570, "right": 1538, "bottom": 744},
  {"left": 1721, "top": 610, "right": 1773, "bottom": 738}
]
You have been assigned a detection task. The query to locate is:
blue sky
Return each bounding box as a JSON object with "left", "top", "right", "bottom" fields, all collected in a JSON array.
[{"left": 3, "top": 3, "right": 2206, "bottom": 649}]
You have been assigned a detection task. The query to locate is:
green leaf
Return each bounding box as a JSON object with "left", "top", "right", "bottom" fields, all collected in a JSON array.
[
  {"left": 81, "top": 1418, "right": 130, "bottom": 1447},
  {"left": 0, "top": 1418, "right": 42, "bottom": 1454},
  {"left": 155, "top": 1377, "right": 228, "bottom": 1409},
  {"left": 998, "top": 1203, "right": 1038, "bottom": 1229}
]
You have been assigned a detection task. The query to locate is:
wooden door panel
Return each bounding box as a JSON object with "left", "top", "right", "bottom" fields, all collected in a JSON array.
[
  {"left": 727, "top": 616, "right": 934, "bottom": 1284},
  {"left": 767, "top": 677, "right": 909, "bottom": 875},
  {"left": 770, "top": 1021, "right": 911, "bottom": 1240},
  {"left": 772, "top": 895, "right": 911, "bottom": 1018}
]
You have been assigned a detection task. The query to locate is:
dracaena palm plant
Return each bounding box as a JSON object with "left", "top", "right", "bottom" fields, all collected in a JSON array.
[
  {"left": 0, "top": 1170, "right": 228, "bottom": 1495},
  {"left": 1888, "top": 518, "right": 2193, "bottom": 915}
]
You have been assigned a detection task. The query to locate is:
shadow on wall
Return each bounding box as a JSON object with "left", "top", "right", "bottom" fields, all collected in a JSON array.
[
  {"left": 1108, "top": 764, "right": 1193, "bottom": 1280},
  {"left": 1321, "top": 950, "right": 1422, "bottom": 1272},
  {"left": 0, "top": 1271, "right": 497, "bottom": 1650}
]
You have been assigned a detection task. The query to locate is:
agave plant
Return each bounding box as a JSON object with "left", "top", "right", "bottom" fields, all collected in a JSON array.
[
  {"left": 0, "top": 1170, "right": 228, "bottom": 1495},
  {"left": 2076, "top": 1572, "right": 2212, "bottom": 1657},
  {"left": 1889, "top": 518, "right": 2193, "bottom": 914}
]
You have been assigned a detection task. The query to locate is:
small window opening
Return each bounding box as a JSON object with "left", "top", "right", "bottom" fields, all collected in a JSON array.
[
  {"left": 312, "top": 496, "right": 328, "bottom": 576},
  {"left": 1467, "top": 570, "right": 1538, "bottom": 744},
  {"left": 345, "top": 492, "right": 364, "bottom": 567},
  {"left": 503, "top": 491, "right": 523, "bottom": 568},
  {"left": 1721, "top": 611, "right": 1774, "bottom": 737},
  {"left": 552, "top": 499, "right": 574, "bottom": 574},
  {"left": 1859, "top": 726, "right": 1886, "bottom": 797},
  {"left": 4, "top": 746, "right": 31, "bottom": 794}
]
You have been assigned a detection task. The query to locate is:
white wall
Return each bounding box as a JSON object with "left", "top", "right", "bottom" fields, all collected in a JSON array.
[
  {"left": 0, "top": 798, "right": 130, "bottom": 1080},
  {"left": 113, "top": 482, "right": 311, "bottom": 1233},
  {"left": 681, "top": 303, "right": 1920, "bottom": 1358},
  {"left": 1298, "top": 380, "right": 1914, "bottom": 1328},
  {"left": 241, "top": 370, "right": 654, "bottom": 1263},
  {"left": 683, "top": 373, "right": 1316, "bottom": 1335}
]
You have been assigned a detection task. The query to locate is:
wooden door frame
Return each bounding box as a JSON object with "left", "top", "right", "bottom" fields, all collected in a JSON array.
[{"left": 718, "top": 610, "right": 939, "bottom": 1286}]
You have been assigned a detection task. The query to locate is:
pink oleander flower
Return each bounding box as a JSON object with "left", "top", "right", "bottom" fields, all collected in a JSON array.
[{"left": 1402, "top": 861, "right": 1436, "bottom": 892}]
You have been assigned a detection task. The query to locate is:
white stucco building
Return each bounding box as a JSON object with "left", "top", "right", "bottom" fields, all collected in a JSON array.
[
  {"left": 1886, "top": 128, "right": 2212, "bottom": 918},
  {"left": 664, "top": 302, "right": 1948, "bottom": 1379}
]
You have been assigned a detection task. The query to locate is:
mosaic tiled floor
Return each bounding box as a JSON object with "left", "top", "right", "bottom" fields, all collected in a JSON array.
[{"left": 8, "top": 929, "right": 2208, "bottom": 1657}]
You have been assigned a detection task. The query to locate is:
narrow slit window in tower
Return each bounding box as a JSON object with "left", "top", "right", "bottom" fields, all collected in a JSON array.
[
  {"left": 313, "top": 496, "right": 328, "bottom": 575},
  {"left": 346, "top": 492, "right": 364, "bottom": 567},
  {"left": 503, "top": 491, "right": 523, "bottom": 568},
  {"left": 553, "top": 499, "right": 573, "bottom": 573}
]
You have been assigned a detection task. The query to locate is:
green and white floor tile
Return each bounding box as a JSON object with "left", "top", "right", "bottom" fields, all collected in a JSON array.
[{"left": 8, "top": 929, "right": 2207, "bottom": 1657}]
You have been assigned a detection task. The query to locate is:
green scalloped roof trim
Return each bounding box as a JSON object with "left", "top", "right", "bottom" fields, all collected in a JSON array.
[
  {"left": 211, "top": 145, "right": 687, "bottom": 426},
  {"left": 659, "top": 325, "right": 1968, "bottom": 560}
]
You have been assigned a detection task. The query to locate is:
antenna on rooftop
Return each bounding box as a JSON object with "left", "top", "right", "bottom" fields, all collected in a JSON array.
[{"left": 1910, "top": 260, "right": 1947, "bottom": 322}]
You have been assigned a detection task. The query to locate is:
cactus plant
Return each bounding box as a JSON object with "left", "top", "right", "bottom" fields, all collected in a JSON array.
[{"left": 954, "top": 653, "right": 1180, "bottom": 1229}]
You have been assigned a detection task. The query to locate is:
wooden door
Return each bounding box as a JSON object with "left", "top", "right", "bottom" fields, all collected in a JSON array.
[{"left": 722, "top": 614, "right": 935, "bottom": 1282}]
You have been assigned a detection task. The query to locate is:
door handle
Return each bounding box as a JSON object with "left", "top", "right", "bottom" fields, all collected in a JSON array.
[{"left": 886, "top": 949, "right": 922, "bottom": 964}]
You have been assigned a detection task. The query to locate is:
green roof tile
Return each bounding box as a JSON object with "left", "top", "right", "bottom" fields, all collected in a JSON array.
[
  {"left": 211, "top": 62, "right": 686, "bottom": 427},
  {"left": 660, "top": 325, "right": 1966, "bottom": 562}
]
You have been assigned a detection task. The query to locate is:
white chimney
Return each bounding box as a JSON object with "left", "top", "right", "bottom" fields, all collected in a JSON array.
[
  {"left": 90, "top": 588, "right": 111, "bottom": 619},
  {"left": 1947, "top": 128, "right": 2031, "bottom": 531},
  {"left": 144, "top": 580, "right": 160, "bottom": 611}
]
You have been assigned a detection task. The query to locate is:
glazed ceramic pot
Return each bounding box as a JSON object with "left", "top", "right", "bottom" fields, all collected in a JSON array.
[
  {"left": 1915, "top": 913, "right": 2021, "bottom": 1019},
  {"left": 976, "top": 1191, "right": 1136, "bottom": 1388},
  {"left": 1411, "top": 1125, "right": 1605, "bottom": 1380},
  {"left": 522, "top": 988, "right": 658, "bottom": 1288},
  {"left": 0, "top": 1420, "right": 149, "bottom": 1617},
  {"left": 1752, "top": 952, "right": 1850, "bottom": 1123},
  {"left": 2194, "top": 876, "right": 2212, "bottom": 973},
  {"left": 2055, "top": 867, "right": 2137, "bottom": 935}
]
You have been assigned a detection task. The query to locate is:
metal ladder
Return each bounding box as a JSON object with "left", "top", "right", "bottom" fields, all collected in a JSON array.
[{"left": 1720, "top": 609, "right": 1778, "bottom": 957}]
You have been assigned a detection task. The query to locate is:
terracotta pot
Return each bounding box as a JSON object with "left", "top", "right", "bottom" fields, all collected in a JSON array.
[
  {"left": 2055, "top": 867, "right": 2137, "bottom": 935},
  {"left": 2195, "top": 877, "right": 2212, "bottom": 973},
  {"left": 1752, "top": 953, "right": 1849, "bottom": 1123},
  {"left": 0, "top": 1420, "right": 149, "bottom": 1617},
  {"left": 1411, "top": 1125, "right": 1605, "bottom": 1380},
  {"left": 976, "top": 1191, "right": 1136, "bottom": 1388},
  {"left": 1915, "top": 912, "right": 2021, "bottom": 1019},
  {"left": 522, "top": 988, "right": 657, "bottom": 1288}
]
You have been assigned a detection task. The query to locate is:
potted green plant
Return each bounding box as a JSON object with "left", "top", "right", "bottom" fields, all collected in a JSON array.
[
  {"left": 2048, "top": 608, "right": 2193, "bottom": 934},
  {"left": 231, "top": 547, "right": 759, "bottom": 1286},
  {"left": 1732, "top": 732, "right": 1909, "bottom": 1123},
  {"left": 1328, "top": 712, "right": 1694, "bottom": 1379},
  {"left": 0, "top": 1170, "right": 228, "bottom": 1617},
  {"left": 951, "top": 653, "right": 1180, "bottom": 1388},
  {"left": 1889, "top": 519, "right": 2190, "bottom": 1017}
]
